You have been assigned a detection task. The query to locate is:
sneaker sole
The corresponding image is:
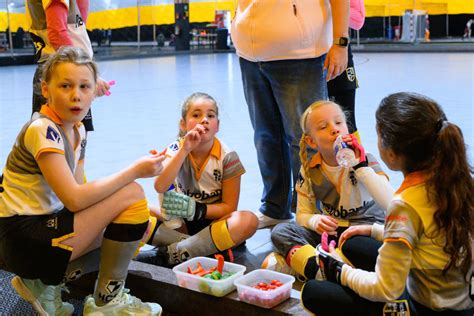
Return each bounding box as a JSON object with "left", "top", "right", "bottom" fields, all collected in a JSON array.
[
  {"left": 83, "top": 296, "right": 162, "bottom": 316},
  {"left": 11, "top": 276, "right": 48, "bottom": 316},
  {"left": 84, "top": 307, "right": 162, "bottom": 316}
]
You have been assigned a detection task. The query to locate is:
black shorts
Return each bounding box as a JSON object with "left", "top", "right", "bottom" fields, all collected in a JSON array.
[
  {"left": 0, "top": 209, "right": 74, "bottom": 285},
  {"left": 327, "top": 44, "right": 358, "bottom": 94}
]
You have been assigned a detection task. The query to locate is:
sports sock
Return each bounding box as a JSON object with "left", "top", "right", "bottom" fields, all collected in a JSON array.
[
  {"left": 64, "top": 248, "right": 100, "bottom": 282},
  {"left": 287, "top": 244, "right": 318, "bottom": 279},
  {"left": 148, "top": 221, "right": 189, "bottom": 246},
  {"left": 93, "top": 199, "right": 149, "bottom": 306},
  {"left": 166, "top": 219, "right": 235, "bottom": 265}
]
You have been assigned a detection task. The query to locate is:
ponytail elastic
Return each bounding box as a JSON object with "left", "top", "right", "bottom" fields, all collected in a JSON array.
[{"left": 435, "top": 118, "right": 447, "bottom": 134}]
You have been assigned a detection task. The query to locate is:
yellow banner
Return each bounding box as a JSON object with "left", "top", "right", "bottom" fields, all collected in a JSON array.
[
  {"left": 0, "top": 13, "right": 29, "bottom": 32},
  {"left": 1, "top": 0, "right": 472, "bottom": 32},
  {"left": 364, "top": 0, "right": 473, "bottom": 17},
  {"left": 87, "top": 5, "right": 174, "bottom": 30}
]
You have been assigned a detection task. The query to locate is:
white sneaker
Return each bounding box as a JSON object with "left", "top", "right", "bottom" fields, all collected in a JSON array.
[
  {"left": 83, "top": 288, "right": 162, "bottom": 316},
  {"left": 261, "top": 252, "right": 297, "bottom": 276},
  {"left": 255, "top": 211, "right": 292, "bottom": 229},
  {"left": 11, "top": 276, "right": 74, "bottom": 316}
]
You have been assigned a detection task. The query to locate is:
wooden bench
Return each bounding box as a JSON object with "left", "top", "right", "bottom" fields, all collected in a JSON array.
[{"left": 66, "top": 261, "right": 310, "bottom": 316}]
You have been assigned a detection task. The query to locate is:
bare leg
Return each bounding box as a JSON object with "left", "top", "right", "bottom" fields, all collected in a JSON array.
[{"left": 61, "top": 182, "right": 145, "bottom": 261}]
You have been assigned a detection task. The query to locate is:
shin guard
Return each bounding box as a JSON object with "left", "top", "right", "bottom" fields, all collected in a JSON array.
[{"left": 94, "top": 199, "right": 149, "bottom": 306}]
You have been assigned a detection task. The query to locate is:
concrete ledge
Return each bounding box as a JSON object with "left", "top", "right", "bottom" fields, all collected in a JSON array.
[{"left": 66, "top": 261, "right": 310, "bottom": 316}]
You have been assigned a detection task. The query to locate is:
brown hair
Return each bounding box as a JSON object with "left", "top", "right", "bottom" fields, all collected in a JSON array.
[
  {"left": 179, "top": 92, "right": 218, "bottom": 137},
  {"left": 41, "top": 46, "right": 98, "bottom": 84},
  {"left": 376, "top": 92, "right": 473, "bottom": 275}
]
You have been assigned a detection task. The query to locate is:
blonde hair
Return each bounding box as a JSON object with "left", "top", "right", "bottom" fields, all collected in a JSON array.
[
  {"left": 299, "top": 100, "right": 346, "bottom": 187},
  {"left": 179, "top": 92, "right": 219, "bottom": 137},
  {"left": 41, "top": 46, "right": 98, "bottom": 84}
]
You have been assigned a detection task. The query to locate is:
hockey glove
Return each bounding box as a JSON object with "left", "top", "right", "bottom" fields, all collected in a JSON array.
[
  {"left": 161, "top": 191, "right": 207, "bottom": 221},
  {"left": 317, "top": 246, "right": 345, "bottom": 284}
]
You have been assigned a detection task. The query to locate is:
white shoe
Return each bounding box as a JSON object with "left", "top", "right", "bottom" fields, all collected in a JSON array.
[
  {"left": 255, "top": 211, "right": 292, "bottom": 229},
  {"left": 11, "top": 276, "right": 74, "bottom": 316},
  {"left": 83, "top": 288, "right": 162, "bottom": 316},
  {"left": 261, "top": 252, "right": 297, "bottom": 276}
]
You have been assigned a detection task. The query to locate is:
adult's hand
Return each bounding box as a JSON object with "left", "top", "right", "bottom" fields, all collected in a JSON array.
[{"left": 324, "top": 45, "right": 348, "bottom": 81}]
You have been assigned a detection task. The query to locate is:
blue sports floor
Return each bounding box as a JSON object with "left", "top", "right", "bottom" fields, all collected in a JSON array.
[{"left": 0, "top": 51, "right": 473, "bottom": 315}]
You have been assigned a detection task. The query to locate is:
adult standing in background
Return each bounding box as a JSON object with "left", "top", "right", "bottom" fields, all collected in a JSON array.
[
  {"left": 231, "top": 0, "right": 350, "bottom": 228},
  {"left": 462, "top": 19, "right": 473, "bottom": 40},
  {"left": 328, "top": 0, "right": 365, "bottom": 138},
  {"left": 26, "top": 0, "right": 111, "bottom": 132}
]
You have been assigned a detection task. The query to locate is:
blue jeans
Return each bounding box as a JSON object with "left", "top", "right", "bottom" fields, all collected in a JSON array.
[{"left": 239, "top": 57, "right": 327, "bottom": 219}]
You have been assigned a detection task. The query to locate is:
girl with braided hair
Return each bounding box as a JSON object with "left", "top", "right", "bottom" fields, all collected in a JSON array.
[
  {"left": 262, "top": 100, "right": 393, "bottom": 281},
  {"left": 303, "top": 92, "right": 473, "bottom": 315}
]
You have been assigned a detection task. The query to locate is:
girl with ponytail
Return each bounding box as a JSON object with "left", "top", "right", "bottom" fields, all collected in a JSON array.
[{"left": 302, "top": 92, "right": 473, "bottom": 316}]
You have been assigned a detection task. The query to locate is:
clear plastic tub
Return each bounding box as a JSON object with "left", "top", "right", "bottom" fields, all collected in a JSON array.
[
  {"left": 234, "top": 269, "right": 295, "bottom": 309},
  {"left": 172, "top": 257, "right": 246, "bottom": 297}
]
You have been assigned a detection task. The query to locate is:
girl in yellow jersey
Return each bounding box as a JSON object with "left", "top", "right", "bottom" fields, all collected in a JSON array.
[
  {"left": 0, "top": 47, "right": 163, "bottom": 316},
  {"left": 303, "top": 92, "right": 473, "bottom": 316}
]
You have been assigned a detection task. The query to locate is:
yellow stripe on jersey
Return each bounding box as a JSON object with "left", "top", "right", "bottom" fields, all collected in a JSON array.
[
  {"left": 385, "top": 237, "right": 413, "bottom": 250},
  {"left": 35, "top": 148, "right": 64, "bottom": 160}
]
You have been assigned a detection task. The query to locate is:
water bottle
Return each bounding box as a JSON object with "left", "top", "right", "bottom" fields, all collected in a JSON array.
[{"left": 333, "top": 135, "right": 358, "bottom": 168}]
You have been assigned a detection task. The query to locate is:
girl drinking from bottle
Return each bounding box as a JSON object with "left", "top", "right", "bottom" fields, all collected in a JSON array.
[
  {"left": 263, "top": 100, "right": 394, "bottom": 281},
  {"left": 302, "top": 92, "right": 473, "bottom": 316}
]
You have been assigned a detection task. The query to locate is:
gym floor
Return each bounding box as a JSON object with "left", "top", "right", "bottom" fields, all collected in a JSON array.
[{"left": 0, "top": 51, "right": 473, "bottom": 315}]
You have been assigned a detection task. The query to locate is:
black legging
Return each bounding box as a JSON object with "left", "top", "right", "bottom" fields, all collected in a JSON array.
[
  {"left": 302, "top": 281, "right": 472, "bottom": 316},
  {"left": 302, "top": 236, "right": 473, "bottom": 316}
]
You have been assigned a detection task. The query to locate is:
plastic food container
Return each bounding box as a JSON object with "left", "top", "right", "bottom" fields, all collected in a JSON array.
[
  {"left": 172, "top": 257, "right": 246, "bottom": 297},
  {"left": 234, "top": 269, "right": 295, "bottom": 309}
]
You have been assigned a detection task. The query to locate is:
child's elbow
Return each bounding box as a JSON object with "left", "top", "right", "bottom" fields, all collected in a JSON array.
[
  {"left": 154, "top": 181, "right": 167, "bottom": 193},
  {"left": 63, "top": 198, "right": 83, "bottom": 213}
]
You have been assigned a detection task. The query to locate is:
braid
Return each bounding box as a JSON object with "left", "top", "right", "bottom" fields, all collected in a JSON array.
[{"left": 299, "top": 133, "right": 311, "bottom": 188}]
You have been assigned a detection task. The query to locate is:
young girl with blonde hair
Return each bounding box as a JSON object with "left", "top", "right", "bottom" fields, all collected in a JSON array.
[
  {"left": 303, "top": 92, "right": 473, "bottom": 315},
  {"left": 0, "top": 46, "right": 164, "bottom": 315},
  {"left": 263, "top": 100, "right": 393, "bottom": 280}
]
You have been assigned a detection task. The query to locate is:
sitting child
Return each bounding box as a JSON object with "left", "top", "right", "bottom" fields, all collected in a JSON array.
[
  {"left": 0, "top": 47, "right": 164, "bottom": 315},
  {"left": 263, "top": 100, "right": 394, "bottom": 279},
  {"left": 302, "top": 92, "right": 473, "bottom": 316},
  {"left": 137, "top": 92, "right": 258, "bottom": 266}
]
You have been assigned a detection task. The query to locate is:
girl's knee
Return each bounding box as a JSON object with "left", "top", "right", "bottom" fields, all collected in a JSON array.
[
  {"left": 123, "top": 181, "right": 145, "bottom": 201},
  {"left": 227, "top": 211, "right": 258, "bottom": 238},
  {"left": 236, "top": 211, "right": 258, "bottom": 234}
]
